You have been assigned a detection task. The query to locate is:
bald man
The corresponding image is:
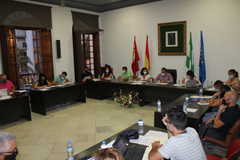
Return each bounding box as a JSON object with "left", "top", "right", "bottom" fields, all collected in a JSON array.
[
  {"left": 0, "top": 132, "right": 18, "bottom": 160},
  {"left": 199, "top": 91, "right": 240, "bottom": 139},
  {"left": 0, "top": 74, "right": 15, "bottom": 94}
]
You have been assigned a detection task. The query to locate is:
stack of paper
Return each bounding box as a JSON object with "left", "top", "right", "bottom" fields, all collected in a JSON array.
[
  {"left": 0, "top": 96, "right": 12, "bottom": 100},
  {"left": 187, "top": 108, "right": 198, "bottom": 113},
  {"left": 197, "top": 102, "right": 209, "bottom": 105},
  {"left": 39, "top": 88, "right": 49, "bottom": 91},
  {"left": 155, "top": 82, "right": 168, "bottom": 85},
  {"left": 14, "top": 90, "right": 27, "bottom": 93},
  {"left": 173, "top": 84, "right": 185, "bottom": 87},
  {"left": 190, "top": 95, "right": 212, "bottom": 99},
  {"left": 129, "top": 135, "right": 151, "bottom": 146}
]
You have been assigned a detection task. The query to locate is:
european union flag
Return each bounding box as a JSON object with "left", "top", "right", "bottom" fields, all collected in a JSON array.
[{"left": 199, "top": 31, "right": 206, "bottom": 84}]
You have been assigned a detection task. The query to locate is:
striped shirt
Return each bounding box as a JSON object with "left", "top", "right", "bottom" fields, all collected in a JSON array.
[{"left": 158, "top": 127, "right": 207, "bottom": 160}]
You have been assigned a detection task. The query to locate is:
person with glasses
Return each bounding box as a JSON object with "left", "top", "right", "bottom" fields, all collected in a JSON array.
[
  {"left": 199, "top": 91, "right": 240, "bottom": 139},
  {"left": 148, "top": 108, "right": 206, "bottom": 160},
  {"left": 0, "top": 132, "right": 18, "bottom": 160},
  {"left": 91, "top": 147, "right": 124, "bottom": 160}
]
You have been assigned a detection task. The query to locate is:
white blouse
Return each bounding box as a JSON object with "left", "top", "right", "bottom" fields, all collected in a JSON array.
[{"left": 139, "top": 74, "right": 150, "bottom": 80}]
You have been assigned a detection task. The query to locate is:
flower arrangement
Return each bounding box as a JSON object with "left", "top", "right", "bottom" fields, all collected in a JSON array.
[{"left": 114, "top": 89, "right": 139, "bottom": 108}]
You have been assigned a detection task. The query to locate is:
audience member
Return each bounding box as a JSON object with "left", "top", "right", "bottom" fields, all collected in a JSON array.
[
  {"left": 118, "top": 66, "right": 132, "bottom": 81},
  {"left": 0, "top": 74, "right": 15, "bottom": 94},
  {"left": 81, "top": 67, "right": 95, "bottom": 82},
  {"left": 133, "top": 67, "right": 151, "bottom": 81},
  {"left": 0, "top": 132, "right": 18, "bottom": 160},
  {"left": 52, "top": 71, "right": 69, "bottom": 85},
  {"left": 34, "top": 73, "right": 51, "bottom": 89},
  {"left": 199, "top": 91, "right": 240, "bottom": 139},
  {"left": 154, "top": 67, "right": 173, "bottom": 83},
  {"left": 91, "top": 147, "right": 124, "bottom": 160},
  {"left": 181, "top": 70, "right": 199, "bottom": 84},
  {"left": 148, "top": 108, "right": 207, "bottom": 160},
  {"left": 185, "top": 70, "right": 198, "bottom": 87},
  {"left": 225, "top": 69, "right": 240, "bottom": 92},
  {"left": 213, "top": 80, "right": 224, "bottom": 92},
  {"left": 101, "top": 65, "right": 113, "bottom": 78}
]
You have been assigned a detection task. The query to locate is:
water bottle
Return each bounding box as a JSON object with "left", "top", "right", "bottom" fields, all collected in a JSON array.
[
  {"left": 199, "top": 87, "right": 203, "bottom": 96},
  {"left": 62, "top": 80, "right": 64, "bottom": 87},
  {"left": 150, "top": 77, "right": 152, "bottom": 84},
  {"left": 67, "top": 141, "right": 74, "bottom": 160},
  {"left": 178, "top": 79, "right": 180, "bottom": 85},
  {"left": 185, "top": 95, "right": 189, "bottom": 104},
  {"left": 0, "top": 91, "right": 2, "bottom": 98},
  {"left": 98, "top": 75, "right": 100, "bottom": 79},
  {"left": 101, "top": 141, "right": 107, "bottom": 149},
  {"left": 129, "top": 77, "right": 131, "bottom": 82},
  {"left": 112, "top": 75, "right": 113, "bottom": 80},
  {"left": 69, "top": 78, "right": 72, "bottom": 84},
  {"left": 183, "top": 102, "right": 187, "bottom": 114},
  {"left": 157, "top": 100, "right": 161, "bottom": 112},
  {"left": 138, "top": 118, "right": 144, "bottom": 134},
  {"left": 207, "top": 80, "right": 209, "bottom": 88},
  {"left": 210, "top": 81, "right": 213, "bottom": 88}
]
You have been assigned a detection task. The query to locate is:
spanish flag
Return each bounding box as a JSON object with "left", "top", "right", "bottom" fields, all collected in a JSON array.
[
  {"left": 145, "top": 35, "right": 150, "bottom": 71},
  {"left": 131, "top": 36, "right": 140, "bottom": 76}
]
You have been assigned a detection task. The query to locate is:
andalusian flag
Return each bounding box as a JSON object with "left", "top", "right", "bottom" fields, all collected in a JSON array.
[
  {"left": 131, "top": 36, "right": 140, "bottom": 76},
  {"left": 186, "top": 32, "right": 194, "bottom": 74},
  {"left": 145, "top": 35, "right": 150, "bottom": 71}
]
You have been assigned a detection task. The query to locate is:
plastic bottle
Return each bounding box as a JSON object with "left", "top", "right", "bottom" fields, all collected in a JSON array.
[
  {"left": 129, "top": 77, "right": 131, "bottom": 82},
  {"left": 62, "top": 80, "right": 64, "bottom": 87},
  {"left": 98, "top": 75, "right": 100, "bottom": 79},
  {"left": 138, "top": 118, "right": 144, "bottom": 134},
  {"left": 69, "top": 78, "right": 72, "bottom": 84},
  {"left": 199, "top": 87, "right": 203, "bottom": 96},
  {"left": 210, "top": 81, "right": 213, "bottom": 88},
  {"left": 112, "top": 75, "right": 113, "bottom": 80},
  {"left": 67, "top": 141, "right": 74, "bottom": 160},
  {"left": 185, "top": 95, "right": 189, "bottom": 105},
  {"left": 101, "top": 141, "right": 107, "bottom": 149},
  {"left": 183, "top": 102, "right": 187, "bottom": 114},
  {"left": 178, "top": 79, "right": 180, "bottom": 85},
  {"left": 150, "top": 77, "right": 152, "bottom": 84},
  {"left": 0, "top": 91, "right": 2, "bottom": 98},
  {"left": 207, "top": 80, "right": 209, "bottom": 88},
  {"left": 157, "top": 100, "right": 161, "bottom": 112}
]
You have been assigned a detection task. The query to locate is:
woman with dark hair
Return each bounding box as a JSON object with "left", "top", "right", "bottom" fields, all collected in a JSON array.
[
  {"left": 91, "top": 147, "right": 124, "bottom": 160},
  {"left": 225, "top": 69, "right": 240, "bottom": 92},
  {"left": 101, "top": 65, "right": 113, "bottom": 78},
  {"left": 133, "top": 67, "right": 151, "bottom": 81},
  {"left": 181, "top": 70, "right": 199, "bottom": 84},
  {"left": 202, "top": 85, "right": 231, "bottom": 122},
  {"left": 34, "top": 73, "right": 51, "bottom": 89}
]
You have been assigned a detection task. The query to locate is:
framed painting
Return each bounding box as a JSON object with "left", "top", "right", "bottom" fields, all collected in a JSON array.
[{"left": 158, "top": 21, "right": 186, "bottom": 55}]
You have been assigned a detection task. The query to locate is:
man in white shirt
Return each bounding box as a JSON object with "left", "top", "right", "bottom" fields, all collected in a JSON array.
[{"left": 148, "top": 108, "right": 207, "bottom": 160}]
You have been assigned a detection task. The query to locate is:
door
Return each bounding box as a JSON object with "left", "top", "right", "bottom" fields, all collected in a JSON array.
[{"left": 0, "top": 26, "right": 19, "bottom": 89}]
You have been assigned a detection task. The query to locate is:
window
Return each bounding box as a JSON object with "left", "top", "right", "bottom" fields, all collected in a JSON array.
[{"left": 81, "top": 33, "right": 99, "bottom": 75}]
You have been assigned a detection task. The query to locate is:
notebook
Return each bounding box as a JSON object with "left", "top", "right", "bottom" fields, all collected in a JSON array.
[
  {"left": 0, "top": 89, "right": 8, "bottom": 97},
  {"left": 113, "top": 136, "right": 145, "bottom": 160}
]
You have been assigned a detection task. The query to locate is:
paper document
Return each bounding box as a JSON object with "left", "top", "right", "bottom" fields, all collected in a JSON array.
[
  {"left": 155, "top": 82, "right": 168, "bottom": 85},
  {"left": 173, "top": 84, "right": 185, "bottom": 87},
  {"left": 144, "top": 130, "right": 168, "bottom": 138},
  {"left": 205, "top": 87, "right": 216, "bottom": 91},
  {"left": 142, "top": 136, "right": 168, "bottom": 160},
  {"left": 197, "top": 102, "right": 209, "bottom": 105},
  {"left": 107, "top": 140, "right": 115, "bottom": 148},
  {"left": 129, "top": 135, "right": 151, "bottom": 146},
  {"left": 105, "top": 78, "right": 112, "bottom": 80},
  {"left": 39, "top": 88, "right": 49, "bottom": 91},
  {"left": 187, "top": 108, "right": 198, "bottom": 113},
  {"left": 92, "top": 79, "right": 100, "bottom": 82},
  {"left": 0, "top": 96, "right": 12, "bottom": 100},
  {"left": 190, "top": 95, "right": 212, "bottom": 99},
  {"left": 14, "top": 90, "right": 26, "bottom": 93}
]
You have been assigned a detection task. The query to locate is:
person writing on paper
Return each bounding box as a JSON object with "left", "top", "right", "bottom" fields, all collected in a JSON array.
[
  {"left": 52, "top": 71, "right": 69, "bottom": 85},
  {"left": 118, "top": 66, "right": 132, "bottom": 81},
  {"left": 91, "top": 148, "right": 124, "bottom": 160},
  {"left": 154, "top": 67, "right": 173, "bottom": 83},
  {"left": 81, "top": 67, "right": 95, "bottom": 82},
  {"left": 0, "top": 132, "right": 18, "bottom": 160},
  {"left": 133, "top": 67, "right": 150, "bottom": 81},
  {"left": 101, "top": 65, "right": 112, "bottom": 79},
  {"left": 181, "top": 70, "right": 199, "bottom": 84},
  {"left": 34, "top": 73, "right": 51, "bottom": 89},
  {"left": 0, "top": 74, "right": 15, "bottom": 94},
  {"left": 225, "top": 69, "right": 240, "bottom": 92},
  {"left": 199, "top": 91, "right": 240, "bottom": 140},
  {"left": 201, "top": 85, "right": 231, "bottom": 122},
  {"left": 148, "top": 108, "right": 206, "bottom": 160}
]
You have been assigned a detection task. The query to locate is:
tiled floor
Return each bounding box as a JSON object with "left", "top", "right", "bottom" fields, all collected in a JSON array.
[{"left": 0, "top": 98, "right": 157, "bottom": 160}]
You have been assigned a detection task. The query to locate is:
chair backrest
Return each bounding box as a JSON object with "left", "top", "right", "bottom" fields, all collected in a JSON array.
[
  {"left": 225, "top": 118, "right": 240, "bottom": 148},
  {"left": 227, "top": 138, "right": 240, "bottom": 159},
  {"left": 166, "top": 69, "right": 177, "bottom": 84}
]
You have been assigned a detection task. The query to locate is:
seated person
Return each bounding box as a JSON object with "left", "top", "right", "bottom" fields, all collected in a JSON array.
[
  {"left": 133, "top": 67, "right": 151, "bottom": 81},
  {"left": 34, "top": 73, "right": 51, "bottom": 89},
  {"left": 149, "top": 108, "right": 207, "bottom": 160},
  {"left": 154, "top": 67, "right": 173, "bottom": 83},
  {"left": 186, "top": 70, "right": 198, "bottom": 88},
  {"left": 181, "top": 70, "right": 199, "bottom": 84},
  {"left": 118, "top": 66, "right": 133, "bottom": 81},
  {"left": 199, "top": 91, "right": 240, "bottom": 140},
  {"left": 81, "top": 67, "right": 95, "bottom": 82},
  {"left": 0, "top": 74, "right": 15, "bottom": 94},
  {"left": 0, "top": 132, "right": 18, "bottom": 160},
  {"left": 101, "top": 65, "right": 113, "bottom": 78},
  {"left": 213, "top": 80, "right": 224, "bottom": 92},
  {"left": 91, "top": 147, "right": 124, "bottom": 160},
  {"left": 225, "top": 69, "right": 240, "bottom": 92},
  {"left": 201, "top": 85, "right": 231, "bottom": 122},
  {"left": 52, "top": 71, "right": 69, "bottom": 85}
]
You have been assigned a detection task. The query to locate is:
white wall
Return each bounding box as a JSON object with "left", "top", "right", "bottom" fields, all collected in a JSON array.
[
  {"left": 0, "top": 40, "right": 3, "bottom": 74},
  {"left": 99, "top": 0, "right": 240, "bottom": 85}
]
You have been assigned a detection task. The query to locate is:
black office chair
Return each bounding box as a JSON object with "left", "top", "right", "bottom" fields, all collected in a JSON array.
[{"left": 166, "top": 69, "right": 177, "bottom": 84}]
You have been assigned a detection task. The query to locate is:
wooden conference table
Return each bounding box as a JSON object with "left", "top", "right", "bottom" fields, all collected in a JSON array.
[
  {"left": 74, "top": 123, "right": 166, "bottom": 160},
  {"left": 30, "top": 82, "right": 86, "bottom": 115},
  {"left": 154, "top": 94, "right": 209, "bottom": 132},
  {"left": 0, "top": 94, "right": 31, "bottom": 122},
  {"left": 86, "top": 79, "right": 201, "bottom": 106}
]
